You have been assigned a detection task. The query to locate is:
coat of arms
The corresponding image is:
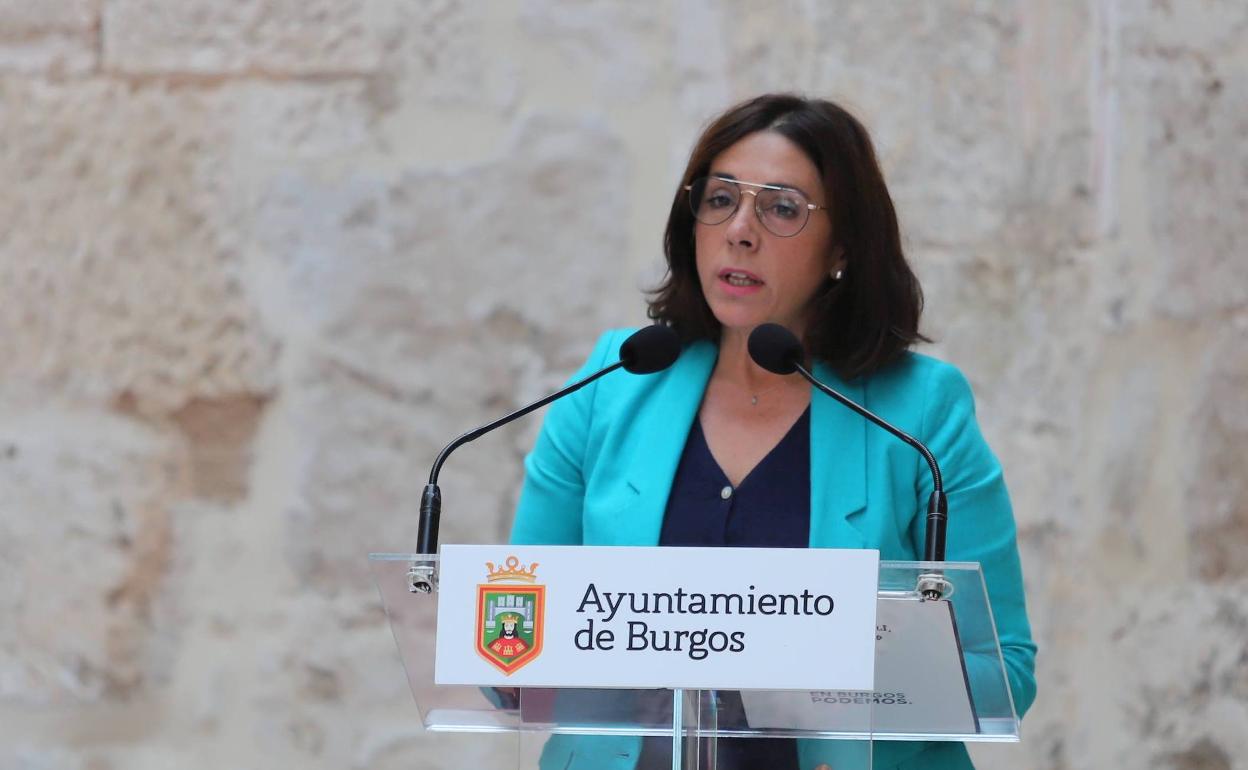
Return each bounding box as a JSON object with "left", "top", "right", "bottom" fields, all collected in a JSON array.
[{"left": 476, "top": 556, "right": 545, "bottom": 674}]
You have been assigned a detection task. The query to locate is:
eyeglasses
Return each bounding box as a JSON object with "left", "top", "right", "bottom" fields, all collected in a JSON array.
[{"left": 685, "top": 176, "right": 827, "bottom": 238}]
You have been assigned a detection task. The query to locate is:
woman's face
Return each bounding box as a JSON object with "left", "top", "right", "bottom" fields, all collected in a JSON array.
[{"left": 694, "top": 130, "right": 840, "bottom": 340}]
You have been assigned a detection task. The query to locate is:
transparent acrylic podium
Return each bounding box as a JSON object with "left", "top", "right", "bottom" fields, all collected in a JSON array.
[{"left": 370, "top": 553, "right": 1020, "bottom": 769}]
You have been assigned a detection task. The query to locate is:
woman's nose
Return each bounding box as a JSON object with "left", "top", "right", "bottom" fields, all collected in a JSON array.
[{"left": 725, "top": 193, "right": 759, "bottom": 247}]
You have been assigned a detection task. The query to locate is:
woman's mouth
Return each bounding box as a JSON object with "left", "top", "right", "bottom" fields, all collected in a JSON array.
[{"left": 720, "top": 269, "right": 763, "bottom": 287}]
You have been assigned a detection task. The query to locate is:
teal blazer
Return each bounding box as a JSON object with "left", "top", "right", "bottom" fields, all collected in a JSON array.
[{"left": 512, "top": 330, "right": 1037, "bottom": 770}]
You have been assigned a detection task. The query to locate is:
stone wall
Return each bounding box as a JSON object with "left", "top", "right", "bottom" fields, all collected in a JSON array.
[{"left": 1, "top": 1, "right": 1245, "bottom": 768}]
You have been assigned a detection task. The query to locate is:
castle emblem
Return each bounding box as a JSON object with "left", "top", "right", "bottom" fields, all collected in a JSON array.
[{"left": 475, "top": 556, "right": 545, "bottom": 675}]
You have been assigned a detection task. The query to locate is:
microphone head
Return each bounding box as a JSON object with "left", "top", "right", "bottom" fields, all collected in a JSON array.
[
  {"left": 748, "top": 323, "right": 804, "bottom": 375},
  {"left": 619, "top": 325, "right": 681, "bottom": 374}
]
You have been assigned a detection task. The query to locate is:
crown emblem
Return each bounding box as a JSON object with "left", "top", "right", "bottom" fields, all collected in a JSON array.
[{"left": 486, "top": 556, "right": 539, "bottom": 583}]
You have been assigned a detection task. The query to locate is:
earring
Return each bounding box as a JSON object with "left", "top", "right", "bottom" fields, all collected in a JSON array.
[{"left": 832, "top": 268, "right": 844, "bottom": 281}]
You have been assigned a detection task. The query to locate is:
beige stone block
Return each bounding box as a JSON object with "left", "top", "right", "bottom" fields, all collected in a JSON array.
[
  {"left": 0, "top": 409, "right": 183, "bottom": 704},
  {"left": 0, "top": 0, "right": 97, "bottom": 74},
  {"left": 252, "top": 114, "right": 634, "bottom": 339},
  {"left": 257, "top": 115, "right": 637, "bottom": 589},
  {"left": 0, "top": 748, "right": 112, "bottom": 770},
  {"left": 241, "top": 591, "right": 419, "bottom": 759},
  {"left": 370, "top": 0, "right": 517, "bottom": 109},
  {"left": 997, "top": 580, "right": 1237, "bottom": 770},
  {"left": 102, "top": 0, "right": 381, "bottom": 75},
  {"left": 1124, "top": 0, "right": 1248, "bottom": 55},
  {"left": 519, "top": 0, "right": 662, "bottom": 99},
  {"left": 168, "top": 395, "right": 267, "bottom": 503},
  {"left": 1102, "top": 586, "right": 1248, "bottom": 767},
  {"left": 0, "top": 34, "right": 96, "bottom": 76},
  {"left": 240, "top": 80, "right": 381, "bottom": 160},
  {"left": 0, "top": 0, "right": 94, "bottom": 27},
  {"left": 0, "top": 79, "right": 277, "bottom": 414},
  {"left": 1185, "top": 330, "right": 1248, "bottom": 582},
  {"left": 671, "top": 0, "right": 833, "bottom": 118},
  {"left": 1110, "top": 2, "right": 1248, "bottom": 320}
]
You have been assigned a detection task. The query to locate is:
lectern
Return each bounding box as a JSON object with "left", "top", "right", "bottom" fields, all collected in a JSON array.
[{"left": 370, "top": 550, "right": 1020, "bottom": 769}]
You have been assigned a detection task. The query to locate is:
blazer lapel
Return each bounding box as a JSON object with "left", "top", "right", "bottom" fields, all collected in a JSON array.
[
  {"left": 611, "top": 345, "right": 868, "bottom": 548},
  {"left": 808, "top": 360, "right": 869, "bottom": 548},
  {"left": 621, "top": 340, "right": 717, "bottom": 545}
]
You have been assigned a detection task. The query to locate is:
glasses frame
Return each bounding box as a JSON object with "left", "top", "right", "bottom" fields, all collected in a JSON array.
[{"left": 684, "top": 175, "right": 829, "bottom": 238}]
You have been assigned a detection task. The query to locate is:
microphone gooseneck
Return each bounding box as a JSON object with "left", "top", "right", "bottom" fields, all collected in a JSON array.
[
  {"left": 747, "top": 323, "right": 949, "bottom": 566},
  {"left": 415, "top": 325, "right": 682, "bottom": 582}
]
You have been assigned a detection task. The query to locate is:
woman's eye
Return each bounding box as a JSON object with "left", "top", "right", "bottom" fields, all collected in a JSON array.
[
  {"left": 705, "top": 191, "right": 735, "bottom": 209},
  {"left": 768, "top": 198, "right": 801, "bottom": 219}
]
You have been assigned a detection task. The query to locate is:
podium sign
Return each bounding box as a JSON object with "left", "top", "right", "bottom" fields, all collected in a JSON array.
[
  {"left": 435, "top": 544, "right": 880, "bottom": 691},
  {"left": 371, "top": 553, "right": 1023, "bottom": 770}
]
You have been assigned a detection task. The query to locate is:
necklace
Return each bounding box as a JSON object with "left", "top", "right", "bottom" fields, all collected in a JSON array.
[
  {"left": 719, "top": 377, "right": 792, "bottom": 406},
  {"left": 749, "top": 385, "right": 784, "bottom": 406}
]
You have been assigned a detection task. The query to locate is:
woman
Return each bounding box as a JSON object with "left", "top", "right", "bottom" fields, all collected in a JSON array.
[{"left": 511, "top": 94, "right": 1036, "bottom": 770}]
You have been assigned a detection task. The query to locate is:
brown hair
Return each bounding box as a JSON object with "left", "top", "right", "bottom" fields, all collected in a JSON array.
[{"left": 648, "top": 93, "right": 929, "bottom": 380}]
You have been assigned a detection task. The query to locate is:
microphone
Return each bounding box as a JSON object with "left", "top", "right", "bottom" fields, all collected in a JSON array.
[
  {"left": 618, "top": 324, "right": 684, "bottom": 374},
  {"left": 748, "top": 323, "right": 950, "bottom": 571},
  {"left": 410, "top": 325, "right": 681, "bottom": 591}
]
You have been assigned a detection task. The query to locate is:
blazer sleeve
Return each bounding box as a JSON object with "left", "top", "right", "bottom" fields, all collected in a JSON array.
[
  {"left": 910, "top": 361, "right": 1038, "bottom": 719},
  {"left": 510, "top": 331, "right": 622, "bottom": 546}
]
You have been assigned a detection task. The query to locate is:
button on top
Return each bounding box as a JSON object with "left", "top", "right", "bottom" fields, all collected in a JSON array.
[{"left": 720, "top": 485, "right": 733, "bottom": 500}]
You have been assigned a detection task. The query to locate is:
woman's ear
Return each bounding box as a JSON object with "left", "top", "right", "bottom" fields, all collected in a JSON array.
[{"left": 828, "top": 245, "right": 847, "bottom": 277}]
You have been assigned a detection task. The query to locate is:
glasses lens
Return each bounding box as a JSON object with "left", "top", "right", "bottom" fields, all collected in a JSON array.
[
  {"left": 688, "top": 177, "right": 738, "bottom": 225},
  {"left": 756, "top": 188, "right": 811, "bottom": 237}
]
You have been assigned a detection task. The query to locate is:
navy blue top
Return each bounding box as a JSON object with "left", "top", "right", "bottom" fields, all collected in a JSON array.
[
  {"left": 640, "top": 408, "right": 811, "bottom": 770},
  {"left": 659, "top": 407, "right": 812, "bottom": 548}
]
